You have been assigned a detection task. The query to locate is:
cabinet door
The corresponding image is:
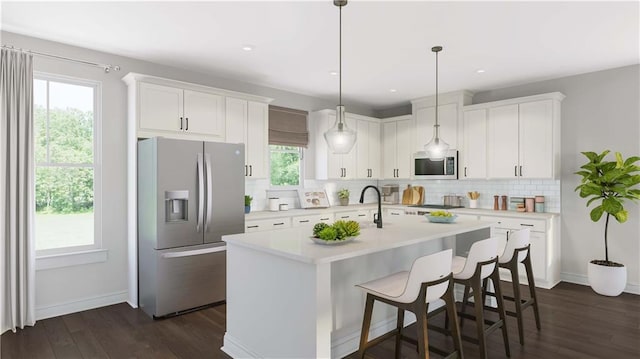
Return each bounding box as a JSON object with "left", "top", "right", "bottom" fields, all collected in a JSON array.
[
  {"left": 519, "top": 100, "right": 553, "bottom": 178},
  {"left": 225, "top": 97, "right": 247, "bottom": 145},
  {"left": 326, "top": 114, "right": 344, "bottom": 179},
  {"left": 139, "top": 82, "right": 183, "bottom": 133},
  {"left": 246, "top": 101, "right": 268, "bottom": 178},
  {"left": 368, "top": 121, "right": 381, "bottom": 179},
  {"left": 529, "top": 231, "right": 547, "bottom": 282},
  {"left": 395, "top": 119, "right": 412, "bottom": 178},
  {"left": 415, "top": 103, "right": 458, "bottom": 151},
  {"left": 382, "top": 121, "right": 397, "bottom": 179},
  {"left": 183, "top": 90, "right": 224, "bottom": 139},
  {"left": 356, "top": 119, "right": 370, "bottom": 179},
  {"left": 488, "top": 104, "right": 519, "bottom": 178},
  {"left": 462, "top": 109, "right": 487, "bottom": 179}
]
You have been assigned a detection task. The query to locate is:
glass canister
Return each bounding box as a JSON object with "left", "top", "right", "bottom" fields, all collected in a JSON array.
[
  {"left": 525, "top": 197, "right": 535, "bottom": 212},
  {"left": 535, "top": 195, "right": 545, "bottom": 212}
]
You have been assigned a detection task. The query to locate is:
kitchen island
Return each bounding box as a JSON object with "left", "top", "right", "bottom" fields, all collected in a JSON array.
[{"left": 222, "top": 215, "right": 492, "bottom": 359}]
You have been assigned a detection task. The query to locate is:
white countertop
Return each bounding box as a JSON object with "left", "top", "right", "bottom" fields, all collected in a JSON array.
[{"left": 224, "top": 215, "right": 492, "bottom": 264}]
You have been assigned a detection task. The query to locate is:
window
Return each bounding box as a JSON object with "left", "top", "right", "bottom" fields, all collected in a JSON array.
[
  {"left": 33, "top": 74, "right": 101, "bottom": 256},
  {"left": 267, "top": 106, "right": 308, "bottom": 188},
  {"left": 269, "top": 145, "right": 303, "bottom": 187}
]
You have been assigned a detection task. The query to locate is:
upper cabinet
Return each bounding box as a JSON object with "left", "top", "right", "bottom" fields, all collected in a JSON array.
[
  {"left": 225, "top": 98, "right": 269, "bottom": 178},
  {"left": 311, "top": 110, "right": 380, "bottom": 180},
  {"left": 381, "top": 115, "right": 413, "bottom": 179},
  {"left": 123, "top": 73, "right": 272, "bottom": 144},
  {"left": 463, "top": 92, "right": 564, "bottom": 180},
  {"left": 461, "top": 108, "right": 488, "bottom": 179},
  {"left": 412, "top": 91, "right": 473, "bottom": 152}
]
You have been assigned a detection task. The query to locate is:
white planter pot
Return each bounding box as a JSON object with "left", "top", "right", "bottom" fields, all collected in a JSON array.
[{"left": 588, "top": 261, "right": 627, "bottom": 296}]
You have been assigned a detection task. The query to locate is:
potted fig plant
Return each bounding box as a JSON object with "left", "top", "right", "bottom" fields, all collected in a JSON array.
[
  {"left": 338, "top": 188, "right": 350, "bottom": 206},
  {"left": 575, "top": 150, "right": 640, "bottom": 296},
  {"left": 244, "top": 195, "right": 253, "bottom": 214}
]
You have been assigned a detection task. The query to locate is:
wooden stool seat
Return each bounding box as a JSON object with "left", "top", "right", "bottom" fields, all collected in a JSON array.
[{"left": 356, "top": 249, "right": 463, "bottom": 359}]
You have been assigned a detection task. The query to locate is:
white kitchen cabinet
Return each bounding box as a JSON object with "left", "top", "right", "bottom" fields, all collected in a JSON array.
[
  {"left": 135, "top": 82, "right": 225, "bottom": 140},
  {"left": 291, "top": 213, "right": 334, "bottom": 227},
  {"left": 477, "top": 214, "right": 558, "bottom": 289},
  {"left": 382, "top": 116, "right": 412, "bottom": 179},
  {"left": 312, "top": 110, "right": 378, "bottom": 180},
  {"left": 356, "top": 119, "right": 381, "bottom": 179},
  {"left": 334, "top": 210, "right": 373, "bottom": 223},
  {"left": 481, "top": 94, "right": 563, "bottom": 179},
  {"left": 245, "top": 217, "right": 291, "bottom": 232},
  {"left": 384, "top": 208, "right": 405, "bottom": 217},
  {"left": 225, "top": 97, "right": 268, "bottom": 178},
  {"left": 461, "top": 109, "right": 487, "bottom": 179}
]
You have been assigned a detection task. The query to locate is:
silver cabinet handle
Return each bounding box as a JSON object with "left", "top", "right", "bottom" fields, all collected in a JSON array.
[
  {"left": 161, "top": 245, "right": 226, "bottom": 259},
  {"left": 196, "top": 153, "right": 204, "bottom": 232},
  {"left": 205, "top": 153, "right": 213, "bottom": 232}
]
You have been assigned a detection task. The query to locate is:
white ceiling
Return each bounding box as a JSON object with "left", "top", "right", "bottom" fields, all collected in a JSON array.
[{"left": 2, "top": 1, "right": 639, "bottom": 110}]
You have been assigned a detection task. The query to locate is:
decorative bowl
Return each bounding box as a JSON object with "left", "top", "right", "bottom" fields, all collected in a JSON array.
[
  {"left": 425, "top": 214, "right": 458, "bottom": 223},
  {"left": 310, "top": 236, "right": 356, "bottom": 245}
]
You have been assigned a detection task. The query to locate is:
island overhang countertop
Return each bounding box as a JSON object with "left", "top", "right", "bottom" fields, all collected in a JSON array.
[{"left": 222, "top": 216, "right": 493, "bottom": 264}]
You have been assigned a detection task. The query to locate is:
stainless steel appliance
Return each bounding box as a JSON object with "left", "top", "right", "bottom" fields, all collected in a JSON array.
[
  {"left": 443, "top": 194, "right": 464, "bottom": 207},
  {"left": 381, "top": 184, "right": 399, "bottom": 204},
  {"left": 413, "top": 150, "right": 458, "bottom": 179},
  {"left": 137, "top": 137, "right": 244, "bottom": 318}
]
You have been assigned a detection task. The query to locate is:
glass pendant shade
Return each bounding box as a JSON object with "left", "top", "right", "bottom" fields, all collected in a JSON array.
[
  {"left": 324, "top": 105, "right": 356, "bottom": 154},
  {"left": 424, "top": 125, "right": 449, "bottom": 160}
]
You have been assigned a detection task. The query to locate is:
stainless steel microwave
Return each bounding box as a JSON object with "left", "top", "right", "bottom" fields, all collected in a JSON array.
[{"left": 413, "top": 150, "right": 458, "bottom": 179}]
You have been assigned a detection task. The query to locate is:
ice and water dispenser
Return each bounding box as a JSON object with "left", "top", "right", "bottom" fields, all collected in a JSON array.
[{"left": 165, "top": 190, "right": 189, "bottom": 222}]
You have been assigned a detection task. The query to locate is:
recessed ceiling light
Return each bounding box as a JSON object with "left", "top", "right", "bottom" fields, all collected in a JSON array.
[
  {"left": 389, "top": 89, "right": 397, "bottom": 93},
  {"left": 329, "top": 71, "right": 339, "bottom": 76},
  {"left": 242, "top": 45, "right": 254, "bottom": 52},
  {"left": 476, "top": 69, "right": 485, "bottom": 73}
]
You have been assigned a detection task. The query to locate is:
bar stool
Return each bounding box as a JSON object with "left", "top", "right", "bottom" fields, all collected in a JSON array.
[
  {"left": 440, "top": 237, "right": 510, "bottom": 359},
  {"left": 483, "top": 228, "right": 541, "bottom": 345},
  {"left": 355, "top": 249, "right": 463, "bottom": 359}
]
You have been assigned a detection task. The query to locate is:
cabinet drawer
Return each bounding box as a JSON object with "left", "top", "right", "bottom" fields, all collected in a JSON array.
[
  {"left": 245, "top": 218, "right": 291, "bottom": 232},
  {"left": 480, "top": 216, "right": 546, "bottom": 232},
  {"left": 384, "top": 208, "right": 405, "bottom": 217},
  {"left": 334, "top": 210, "right": 372, "bottom": 222},
  {"left": 291, "top": 214, "right": 334, "bottom": 227}
]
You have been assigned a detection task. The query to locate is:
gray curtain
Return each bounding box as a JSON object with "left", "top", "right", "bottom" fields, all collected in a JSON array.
[{"left": 0, "top": 48, "right": 36, "bottom": 333}]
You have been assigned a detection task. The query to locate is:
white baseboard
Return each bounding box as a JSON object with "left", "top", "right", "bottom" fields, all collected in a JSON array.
[
  {"left": 222, "top": 333, "right": 263, "bottom": 359},
  {"left": 35, "top": 290, "right": 128, "bottom": 320},
  {"left": 560, "top": 272, "right": 639, "bottom": 295}
]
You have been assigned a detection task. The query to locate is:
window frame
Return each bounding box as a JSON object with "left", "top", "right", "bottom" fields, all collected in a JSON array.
[
  {"left": 268, "top": 144, "right": 304, "bottom": 190},
  {"left": 33, "top": 72, "right": 103, "bottom": 258}
]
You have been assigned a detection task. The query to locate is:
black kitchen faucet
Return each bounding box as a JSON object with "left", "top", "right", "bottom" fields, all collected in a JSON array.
[{"left": 359, "top": 185, "right": 383, "bottom": 228}]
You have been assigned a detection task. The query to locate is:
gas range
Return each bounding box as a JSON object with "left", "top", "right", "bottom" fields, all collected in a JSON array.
[{"left": 405, "top": 204, "right": 464, "bottom": 215}]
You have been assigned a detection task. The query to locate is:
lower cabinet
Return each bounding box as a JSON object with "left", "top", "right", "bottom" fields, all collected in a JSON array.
[
  {"left": 245, "top": 218, "right": 291, "bottom": 233},
  {"left": 333, "top": 210, "right": 373, "bottom": 223},
  {"left": 478, "top": 215, "right": 558, "bottom": 289},
  {"left": 291, "top": 214, "right": 334, "bottom": 227}
]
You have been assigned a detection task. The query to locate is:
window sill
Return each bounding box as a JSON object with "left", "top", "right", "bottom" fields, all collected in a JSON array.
[{"left": 36, "top": 249, "right": 108, "bottom": 271}]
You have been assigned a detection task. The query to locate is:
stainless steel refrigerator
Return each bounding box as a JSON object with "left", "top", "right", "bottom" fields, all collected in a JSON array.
[{"left": 137, "top": 137, "right": 244, "bottom": 318}]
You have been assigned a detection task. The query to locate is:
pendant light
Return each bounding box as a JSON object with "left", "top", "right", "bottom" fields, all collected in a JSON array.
[
  {"left": 423, "top": 46, "right": 449, "bottom": 159},
  {"left": 324, "top": 0, "right": 357, "bottom": 154}
]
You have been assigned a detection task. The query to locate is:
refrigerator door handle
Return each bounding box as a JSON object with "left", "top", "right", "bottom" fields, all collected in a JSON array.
[
  {"left": 205, "top": 153, "right": 213, "bottom": 232},
  {"left": 160, "top": 246, "right": 226, "bottom": 259},
  {"left": 197, "top": 153, "right": 204, "bottom": 232}
]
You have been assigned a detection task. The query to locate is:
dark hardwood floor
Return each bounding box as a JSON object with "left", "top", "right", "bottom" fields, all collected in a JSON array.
[{"left": 2, "top": 282, "right": 639, "bottom": 358}]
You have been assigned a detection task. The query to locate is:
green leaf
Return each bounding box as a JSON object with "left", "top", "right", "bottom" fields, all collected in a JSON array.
[
  {"left": 590, "top": 205, "right": 604, "bottom": 222},
  {"left": 582, "top": 151, "right": 599, "bottom": 162},
  {"left": 624, "top": 156, "right": 640, "bottom": 167},
  {"left": 602, "top": 197, "right": 623, "bottom": 214},
  {"left": 596, "top": 150, "right": 611, "bottom": 163},
  {"left": 613, "top": 209, "right": 628, "bottom": 223},
  {"left": 615, "top": 152, "right": 624, "bottom": 168},
  {"left": 586, "top": 197, "right": 602, "bottom": 207}
]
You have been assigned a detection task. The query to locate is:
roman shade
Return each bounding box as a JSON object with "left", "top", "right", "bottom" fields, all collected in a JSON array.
[{"left": 268, "top": 105, "right": 309, "bottom": 147}]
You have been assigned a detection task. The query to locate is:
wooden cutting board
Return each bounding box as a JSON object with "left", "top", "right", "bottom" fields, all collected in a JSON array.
[
  {"left": 402, "top": 185, "right": 422, "bottom": 205},
  {"left": 414, "top": 186, "right": 424, "bottom": 205}
]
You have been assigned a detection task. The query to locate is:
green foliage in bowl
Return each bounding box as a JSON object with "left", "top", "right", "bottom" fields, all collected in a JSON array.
[{"left": 312, "top": 220, "right": 360, "bottom": 241}]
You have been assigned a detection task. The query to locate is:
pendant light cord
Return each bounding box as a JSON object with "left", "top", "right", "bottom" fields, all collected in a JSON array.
[{"left": 339, "top": 3, "right": 342, "bottom": 108}]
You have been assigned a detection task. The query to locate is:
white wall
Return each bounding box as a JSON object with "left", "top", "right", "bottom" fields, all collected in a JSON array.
[
  {"left": 1, "top": 30, "right": 376, "bottom": 318},
  {"left": 473, "top": 65, "right": 640, "bottom": 293}
]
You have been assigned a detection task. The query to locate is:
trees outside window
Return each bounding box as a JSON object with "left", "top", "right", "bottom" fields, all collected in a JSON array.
[
  {"left": 34, "top": 75, "right": 101, "bottom": 254},
  {"left": 269, "top": 145, "right": 302, "bottom": 187}
]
